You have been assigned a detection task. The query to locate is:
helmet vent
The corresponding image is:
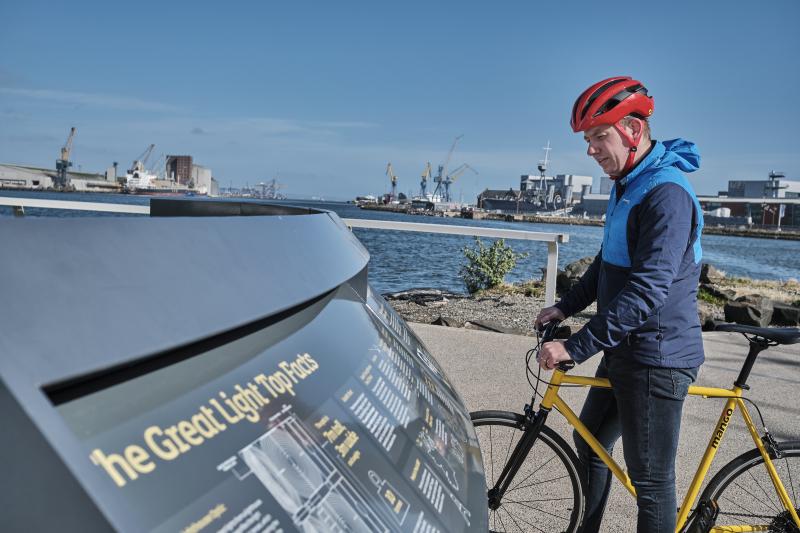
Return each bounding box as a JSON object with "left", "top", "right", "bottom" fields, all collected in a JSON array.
[{"left": 581, "top": 78, "right": 626, "bottom": 119}]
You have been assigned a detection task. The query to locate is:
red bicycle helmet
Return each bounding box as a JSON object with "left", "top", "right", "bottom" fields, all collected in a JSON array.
[
  {"left": 571, "top": 76, "right": 654, "bottom": 177},
  {"left": 571, "top": 76, "right": 653, "bottom": 132}
]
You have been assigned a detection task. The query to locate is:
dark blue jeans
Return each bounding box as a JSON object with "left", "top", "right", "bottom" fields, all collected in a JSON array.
[{"left": 573, "top": 354, "right": 698, "bottom": 533}]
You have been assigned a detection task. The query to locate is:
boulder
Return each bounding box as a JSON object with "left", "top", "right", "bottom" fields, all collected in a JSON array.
[
  {"left": 464, "top": 319, "right": 525, "bottom": 335},
  {"left": 736, "top": 294, "right": 773, "bottom": 308},
  {"left": 383, "top": 288, "right": 461, "bottom": 306},
  {"left": 557, "top": 256, "right": 595, "bottom": 295},
  {"left": 431, "top": 315, "right": 463, "bottom": 328},
  {"left": 725, "top": 298, "right": 772, "bottom": 328},
  {"left": 699, "top": 283, "right": 736, "bottom": 302},
  {"left": 771, "top": 303, "right": 800, "bottom": 326},
  {"left": 700, "top": 263, "right": 726, "bottom": 284},
  {"left": 697, "top": 301, "right": 719, "bottom": 330}
]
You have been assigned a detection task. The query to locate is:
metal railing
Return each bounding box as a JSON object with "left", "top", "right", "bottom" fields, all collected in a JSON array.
[{"left": 1, "top": 196, "right": 569, "bottom": 305}]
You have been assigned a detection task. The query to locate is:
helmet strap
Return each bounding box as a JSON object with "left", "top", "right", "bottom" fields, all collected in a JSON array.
[{"left": 611, "top": 121, "right": 643, "bottom": 178}]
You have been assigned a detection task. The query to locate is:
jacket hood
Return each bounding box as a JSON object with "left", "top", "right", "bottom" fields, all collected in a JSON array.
[
  {"left": 658, "top": 138, "right": 700, "bottom": 173},
  {"left": 623, "top": 138, "right": 700, "bottom": 184}
]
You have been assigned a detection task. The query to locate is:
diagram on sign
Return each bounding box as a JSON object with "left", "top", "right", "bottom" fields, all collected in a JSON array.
[{"left": 233, "top": 406, "right": 388, "bottom": 533}]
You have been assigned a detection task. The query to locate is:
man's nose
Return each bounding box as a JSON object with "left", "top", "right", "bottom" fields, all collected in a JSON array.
[{"left": 587, "top": 144, "right": 599, "bottom": 156}]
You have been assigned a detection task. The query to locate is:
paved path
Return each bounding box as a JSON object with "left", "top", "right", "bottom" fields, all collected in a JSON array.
[{"left": 410, "top": 323, "right": 800, "bottom": 532}]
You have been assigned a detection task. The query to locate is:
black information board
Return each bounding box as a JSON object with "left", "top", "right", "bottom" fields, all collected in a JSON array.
[{"left": 57, "top": 283, "right": 487, "bottom": 532}]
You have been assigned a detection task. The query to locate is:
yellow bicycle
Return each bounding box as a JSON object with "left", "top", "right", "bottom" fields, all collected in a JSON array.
[{"left": 471, "top": 322, "right": 800, "bottom": 532}]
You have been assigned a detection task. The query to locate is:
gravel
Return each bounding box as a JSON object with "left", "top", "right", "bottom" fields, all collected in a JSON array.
[{"left": 387, "top": 289, "right": 595, "bottom": 335}]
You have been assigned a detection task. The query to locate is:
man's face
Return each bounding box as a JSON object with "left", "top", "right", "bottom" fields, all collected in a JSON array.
[{"left": 583, "top": 123, "right": 631, "bottom": 176}]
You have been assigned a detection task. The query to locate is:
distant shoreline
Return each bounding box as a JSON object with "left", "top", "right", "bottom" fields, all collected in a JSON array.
[{"left": 359, "top": 205, "right": 800, "bottom": 241}]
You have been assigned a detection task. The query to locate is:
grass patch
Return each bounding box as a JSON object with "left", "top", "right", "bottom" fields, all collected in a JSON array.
[
  {"left": 698, "top": 287, "right": 726, "bottom": 307},
  {"left": 474, "top": 280, "right": 545, "bottom": 298}
]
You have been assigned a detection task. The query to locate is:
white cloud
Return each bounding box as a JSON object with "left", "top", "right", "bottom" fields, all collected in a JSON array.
[{"left": 0, "top": 87, "right": 182, "bottom": 113}]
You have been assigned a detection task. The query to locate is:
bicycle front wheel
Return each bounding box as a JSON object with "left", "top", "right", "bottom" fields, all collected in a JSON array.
[
  {"left": 699, "top": 440, "right": 800, "bottom": 532},
  {"left": 471, "top": 410, "right": 586, "bottom": 533}
]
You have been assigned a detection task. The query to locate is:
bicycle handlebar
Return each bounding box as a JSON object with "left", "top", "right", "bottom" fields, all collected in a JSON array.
[{"left": 536, "top": 320, "right": 576, "bottom": 372}]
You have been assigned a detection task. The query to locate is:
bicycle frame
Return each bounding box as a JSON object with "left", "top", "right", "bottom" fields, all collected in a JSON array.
[{"left": 537, "top": 368, "right": 800, "bottom": 532}]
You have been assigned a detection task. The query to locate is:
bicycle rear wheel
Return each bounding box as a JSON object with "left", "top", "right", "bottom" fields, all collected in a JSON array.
[
  {"left": 471, "top": 410, "right": 586, "bottom": 532},
  {"left": 698, "top": 440, "right": 800, "bottom": 532}
]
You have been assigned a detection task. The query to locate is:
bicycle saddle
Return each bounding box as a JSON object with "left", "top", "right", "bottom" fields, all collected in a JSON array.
[{"left": 713, "top": 322, "right": 800, "bottom": 345}]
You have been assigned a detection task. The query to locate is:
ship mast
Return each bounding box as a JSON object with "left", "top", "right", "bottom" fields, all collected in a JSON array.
[{"left": 537, "top": 140, "right": 551, "bottom": 190}]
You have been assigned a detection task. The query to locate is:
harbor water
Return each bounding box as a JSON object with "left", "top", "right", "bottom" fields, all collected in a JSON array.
[{"left": 2, "top": 191, "right": 798, "bottom": 294}]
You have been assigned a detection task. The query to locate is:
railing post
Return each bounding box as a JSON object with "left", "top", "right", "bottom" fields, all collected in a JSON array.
[
  {"left": 13, "top": 206, "right": 25, "bottom": 217},
  {"left": 545, "top": 241, "right": 559, "bottom": 306}
]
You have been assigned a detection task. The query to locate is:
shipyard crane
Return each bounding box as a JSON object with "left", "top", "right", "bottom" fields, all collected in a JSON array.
[
  {"left": 147, "top": 153, "right": 166, "bottom": 178},
  {"left": 55, "top": 127, "right": 76, "bottom": 189},
  {"left": 130, "top": 144, "right": 156, "bottom": 174},
  {"left": 385, "top": 162, "right": 398, "bottom": 201},
  {"left": 443, "top": 163, "right": 478, "bottom": 202},
  {"left": 419, "top": 162, "right": 432, "bottom": 197},
  {"left": 431, "top": 135, "right": 463, "bottom": 200},
  {"left": 256, "top": 178, "right": 286, "bottom": 200}
]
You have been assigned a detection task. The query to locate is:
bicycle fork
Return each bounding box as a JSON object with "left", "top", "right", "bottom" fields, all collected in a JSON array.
[{"left": 486, "top": 406, "right": 551, "bottom": 510}]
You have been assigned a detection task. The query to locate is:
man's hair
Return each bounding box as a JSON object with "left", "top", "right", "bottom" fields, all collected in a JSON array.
[{"left": 620, "top": 116, "right": 651, "bottom": 140}]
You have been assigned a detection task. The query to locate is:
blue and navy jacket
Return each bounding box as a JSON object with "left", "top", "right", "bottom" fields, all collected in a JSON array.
[{"left": 556, "top": 139, "right": 705, "bottom": 368}]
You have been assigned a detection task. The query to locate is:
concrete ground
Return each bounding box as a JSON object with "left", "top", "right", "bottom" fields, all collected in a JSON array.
[{"left": 410, "top": 323, "right": 800, "bottom": 532}]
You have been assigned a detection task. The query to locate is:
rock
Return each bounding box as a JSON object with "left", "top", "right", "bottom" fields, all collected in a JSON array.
[
  {"left": 724, "top": 299, "right": 774, "bottom": 327},
  {"left": 735, "top": 294, "right": 773, "bottom": 307},
  {"left": 771, "top": 303, "right": 800, "bottom": 326},
  {"left": 464, "top": 319, "right": 525, "bottom": 335},
  {"left": 383, "top": 288, "right": 461, "bottom": 306},
  {"left": 431, "top": 315, "right": 463, "bottom": 328},
  {"left": 699, "top": 283, "right": 736, "bottom": 302},
  {"left": 557, "top": 256, "right": 595, "bottom": 295},
  {"left": 700, "top": 263, "right": 726, "bottom": 284},
  {"left": 697, "top": 301, "right": 719, "bottom": 330}
]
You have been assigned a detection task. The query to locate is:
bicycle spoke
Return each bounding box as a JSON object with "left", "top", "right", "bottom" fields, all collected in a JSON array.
[
  {"left": 507, "top": 453, "right": 559, "bottom": 493},
  {"left": 509, "top": 473, "right": 571, "bottom": 494},
  {"left": 500, "top": 505, "right": 548, "bottom": 533},
  {"left": 489, "top": 424, "right": 494, "bottom": 483},
  {"left": 501, "top": 498, "right": 571, "bottom": 521},
  {"left": 720, "top": 488, "right": 769, "bottom": 520},
  {"left": 785, "top": 455, "right": 797, "bottom": 509},
  {"left": 501, "top": 427, "right": 518, "bottom": 477},
  {"left": 504, "top": 495, "right": 575, "bottom": 504},
  {"left": 747, "top": 466, "right": 782, "bottom": 513},
  {"left": 496, "top": 507, "right": 508, "bottom": 532},
  {"left": 472, "top": 415, "right": 583, "bottom": 532},
  {"left": 727, "top": 476, "right": 779, "bottom": 515}
]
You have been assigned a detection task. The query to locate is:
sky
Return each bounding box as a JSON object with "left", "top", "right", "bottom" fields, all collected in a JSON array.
[{"left": 1, "top": 1, "right": 799, "bottom": 200}]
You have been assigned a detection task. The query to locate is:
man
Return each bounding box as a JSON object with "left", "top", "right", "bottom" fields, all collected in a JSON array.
[{"left": 535, "top": 76, "right": 705, "bottom": 533}]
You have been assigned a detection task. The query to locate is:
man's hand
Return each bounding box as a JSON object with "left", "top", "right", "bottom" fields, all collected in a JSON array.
[
  {"left": 535, "top": 306, "right": 566, "bottom": 330},
  {"left": 538, "top": 340, "right": 572, "bottom": 371}
]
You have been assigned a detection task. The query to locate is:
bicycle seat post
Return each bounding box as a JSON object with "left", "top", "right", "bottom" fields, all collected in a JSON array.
[{"left": 734, "top": 336, "right": 770, "bottom": 390}]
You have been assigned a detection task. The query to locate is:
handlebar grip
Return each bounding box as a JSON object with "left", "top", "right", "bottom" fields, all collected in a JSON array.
[{"left": 557, "top": 361, "right": 575, "bottom": 372}]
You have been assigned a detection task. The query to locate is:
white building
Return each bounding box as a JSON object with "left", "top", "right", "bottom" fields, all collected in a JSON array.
[{"left": 191, "top": 164, "right": 219, "bottom": 196}]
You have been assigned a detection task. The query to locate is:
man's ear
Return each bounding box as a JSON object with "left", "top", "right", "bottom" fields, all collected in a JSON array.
[{"left": 627, "top": 117, "right": 643, "bottom": 137}]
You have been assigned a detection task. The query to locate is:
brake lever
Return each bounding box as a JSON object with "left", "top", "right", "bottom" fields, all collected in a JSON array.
[{"left": 538, "top": 320, "right": 561, "bottom": 343}]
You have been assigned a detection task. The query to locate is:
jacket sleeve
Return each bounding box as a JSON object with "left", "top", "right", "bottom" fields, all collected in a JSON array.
[
  {"left": 564, "top": 183, "right": 695, "bottom": 363},
  {"left": 553, "top": 252, "right": 601, "bottom": 318}
]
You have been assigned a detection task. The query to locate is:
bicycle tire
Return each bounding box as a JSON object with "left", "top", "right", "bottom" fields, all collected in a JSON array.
[
  {"left": 471, "top": 410, "right": 586, "bottom": 532},
  {"left": 697, "top": 440, "right": 800, "bottom": 532}
]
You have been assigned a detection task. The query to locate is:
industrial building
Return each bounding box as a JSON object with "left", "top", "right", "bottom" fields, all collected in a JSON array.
[
  {"left": 166, "top": 155, "right": 193, "bottom": 185},
  {"left": 478, "top": 173, "right": 593, "bottom": 213},
  {"left": 191, "top": 164, "right": 218, "bottom": 196},
  {"left": 575, "top": 171, "right": 800, "bottom": 228},
  {"left": 0, "top": 164, "right": 120, "bottom": 193}
]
